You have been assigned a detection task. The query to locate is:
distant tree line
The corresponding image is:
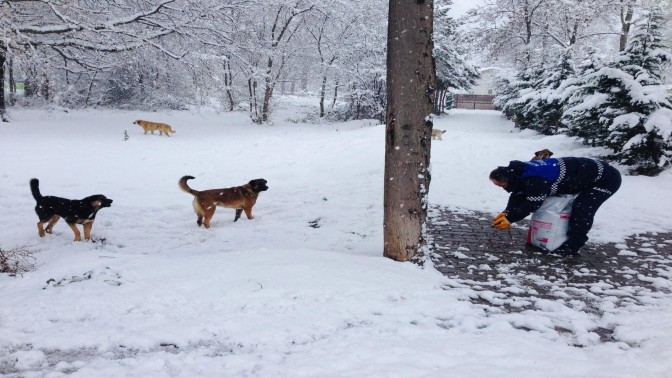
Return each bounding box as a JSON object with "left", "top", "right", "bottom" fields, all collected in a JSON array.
[
  {"left": 465, "top": 0, "right": 672, "bottom": 175},
  {"left": 0, "top": 0, "right": 477, "bottom": 124}
]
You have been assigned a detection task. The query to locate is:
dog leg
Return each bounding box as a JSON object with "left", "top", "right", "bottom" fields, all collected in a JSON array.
[
  {"left": 83, "top": 222, "right": 93, "bottom": 240},
  {"left": 203, "top": 214, "right": 214, "bottom": 228},
  {"left": 144, "top": 129, "right": 148, "bottom": 135},
  {"left": 234, "top": 209, "right": 243, "bottom": 222},
  {"left": 45, "top": 215, "right": 61, "bottom": 234},
  {"left": 67, "top": 223, "right": 82, "bottom": 241},
  {"left": 202, "top": 206, "right": 216, "bottom": 228},
  {"left": 243, "top": 207, "right": 254, "bottom": 220},
  {"left": 37, "top": 221, "right": 47, "bottom": 237},
  {"left": 193, "top": 198, "right": 205, "bottom": 227}
]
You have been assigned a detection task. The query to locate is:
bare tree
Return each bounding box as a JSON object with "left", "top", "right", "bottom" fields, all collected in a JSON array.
[
  {"left": 260, "top": 3, "right": 314, "bottom": 122},
  {"left": 463, "top": 0, "right": 640, "bottom": 68},
  {"left": 304, "top": 1, "right": 365, "bottom": 118},
  {"left": 0, "top": 0, "right": 207, "bottom": 112},
  {"left": 383, "top": 0, "right": 435, "bottom": 261},
  {"left": 224, "top": 0, "right": 314, "bottom": 123}
]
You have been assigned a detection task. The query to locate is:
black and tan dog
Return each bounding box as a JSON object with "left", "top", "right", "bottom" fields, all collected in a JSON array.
[
  {"left": 179, "top": 176, "right": 269, "bottom": 228},
  {"left": 30, "top": 179, "right": 113, "bottom": 241}
]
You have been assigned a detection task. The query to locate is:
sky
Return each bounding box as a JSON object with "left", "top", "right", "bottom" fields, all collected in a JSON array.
[
  {"left": 449, "top": 0, "right": 485, "bottom": 17},
  {"left": 0, "top": 98, "right": 670, "bottom": 377}
]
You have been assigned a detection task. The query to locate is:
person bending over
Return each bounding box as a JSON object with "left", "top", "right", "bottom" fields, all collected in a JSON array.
[{"left": 489, "top": 157, "right": 621, "bottom": 255}]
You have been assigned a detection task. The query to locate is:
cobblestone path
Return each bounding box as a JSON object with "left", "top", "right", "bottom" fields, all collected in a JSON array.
[{"left": 425, "top": 206, "right": 672, "bottom": 342}]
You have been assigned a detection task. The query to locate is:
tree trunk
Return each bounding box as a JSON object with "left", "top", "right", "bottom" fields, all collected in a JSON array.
[
  {"left": 319, "top": 73, "right": 327, "bottom": 117},
  {"left": 8, "top": 55, "right": 16, "bottom": 106},
  {"left": 224, "top": 60, "right": 234, "bottom": 112},
  {"left": 383, "top": 0, "right": 435, "bottom": 261},
  {"left": 261, "top": 57, "right": 274, "bottom": 122},
  {"left": 331, "top": 78, "right": 339, "bottom": 109},
  {"left": 0, "top": 46, "right": 7, "bottom": 122},
  {"left": 619, "top": 2, "right": 634, "bottom": 51},
  {"left": 249, "top": 77, "right": 260, "bottom": 123},
  {"left": 433, "top": 89, "right": 447, "bottom": 115}
]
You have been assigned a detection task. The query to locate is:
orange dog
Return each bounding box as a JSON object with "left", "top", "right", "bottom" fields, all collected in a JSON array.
[{"left": 133, "top": 120, "right": 176, "bottom": 136}]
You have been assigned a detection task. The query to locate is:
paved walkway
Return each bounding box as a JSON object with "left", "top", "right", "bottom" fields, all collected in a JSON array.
[{"left": 425, "top": 206, "right": 672, "bottom": 342}]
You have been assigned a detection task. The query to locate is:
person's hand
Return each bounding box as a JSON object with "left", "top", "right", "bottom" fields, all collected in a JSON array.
[{"left": 492, "top": 212, "right": 511, "bottom": 230}]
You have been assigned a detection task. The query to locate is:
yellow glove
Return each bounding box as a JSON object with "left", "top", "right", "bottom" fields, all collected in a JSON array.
[{"left": 492, "top": 212, "right": 511, "bottom": 230}]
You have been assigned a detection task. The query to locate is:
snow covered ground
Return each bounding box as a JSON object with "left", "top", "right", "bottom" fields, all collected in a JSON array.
[{"left": 1, "top": 99, "right": 671, "bottom": 377}]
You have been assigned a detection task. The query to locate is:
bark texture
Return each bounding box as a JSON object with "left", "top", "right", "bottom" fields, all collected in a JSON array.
[{"left": 383, "top": 0, "right": 436, "bottom": 261}]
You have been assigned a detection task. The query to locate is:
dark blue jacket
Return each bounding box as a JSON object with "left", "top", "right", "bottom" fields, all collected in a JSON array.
[{"left": 500, "top": 157, "right": 607, "bottom": 223}]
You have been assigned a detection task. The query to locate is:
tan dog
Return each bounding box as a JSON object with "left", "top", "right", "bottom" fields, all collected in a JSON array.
[
  {"left": 133, "top": 120, "right": 176, "bottom": 136},
  {"left": 531, "top": 149, "right": 554, "bottom": 160},
  {"left": 431, "top": 129, "right": 447, "bottom": 140},
  {"left": 179, "top": 176, "right": 269, "bottom": 228}
]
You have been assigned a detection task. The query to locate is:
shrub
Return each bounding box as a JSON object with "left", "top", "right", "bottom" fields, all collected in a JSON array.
[{"left": 0, "top": 246, "right": 37, "bottom": 275}]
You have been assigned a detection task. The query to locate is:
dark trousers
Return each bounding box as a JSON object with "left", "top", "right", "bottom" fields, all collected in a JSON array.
[{"left": 566, "top": 164, "right": 622, "bottom": 249}]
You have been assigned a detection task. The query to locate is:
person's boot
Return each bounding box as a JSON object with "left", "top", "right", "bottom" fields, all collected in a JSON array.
[{"left": 551, "top": 242, "right": 581, "bottom": 256}]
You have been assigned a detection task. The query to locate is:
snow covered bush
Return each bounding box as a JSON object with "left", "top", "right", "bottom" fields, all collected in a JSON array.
[{"left": 0, "top": 246, "right": 36, "bottom": 275}]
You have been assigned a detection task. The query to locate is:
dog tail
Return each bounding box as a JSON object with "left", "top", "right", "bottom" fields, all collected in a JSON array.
[
  {"left": 30, "top": 178, "right": 43, "bottom": 200},
  {"left": 179, "top": 175, "right": 199, "bottom": 195}
]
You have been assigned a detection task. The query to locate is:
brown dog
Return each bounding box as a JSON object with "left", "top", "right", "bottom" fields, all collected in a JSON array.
[
  {"left": 179, "top": 176, "right": 269, "bottom": 228},
  {"left": 133, "top": 120, "right": 176, "bottom": 136},
  {"left": 431, "top": 129, "right": 447, "bottom": 140},
  {"left": 531, "top": 149, "right": 554, "bottom": 160}
]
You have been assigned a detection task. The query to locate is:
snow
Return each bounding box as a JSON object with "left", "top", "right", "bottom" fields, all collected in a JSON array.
[
  {"left": 1, "top": 101, "right": 671, "bottom": 377},
  {"left": 645, "top": 107, "right": 672, "bottom": 139}
]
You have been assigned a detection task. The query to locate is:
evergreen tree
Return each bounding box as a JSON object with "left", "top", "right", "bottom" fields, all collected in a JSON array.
[
  {"left": 492, "top": 75, "right": 515, "bottom": 112},
  {"left": 562, "top": 7, "right": 671, "bottom": 175},
  {"left": 522, "top": 49, "right": 576, "bottom": 135},
  {"left": 433, "top": 0, "right": 480, "bottom": 115},
  {"left": 604, "top": 7, "right": 672, "bottom": 175},
  {"left": 558, "top": 48, "right": 608, "bottom": 147},
  {"left": 499, "top": 63, "right": 545, "bottom": 130},
  {"left": 560, "top": 48, "right": 609, "bottom": 145}
]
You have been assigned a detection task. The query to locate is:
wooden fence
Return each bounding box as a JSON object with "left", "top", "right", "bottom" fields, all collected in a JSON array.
[{"left": 453, "top": 94, "right": 496, "bottom": 110}]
